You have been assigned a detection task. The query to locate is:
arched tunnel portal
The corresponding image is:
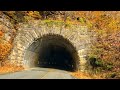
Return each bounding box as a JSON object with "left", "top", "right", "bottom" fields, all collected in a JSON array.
[{"left": 24, "top": 34, "right": 80, "bottom": 72}]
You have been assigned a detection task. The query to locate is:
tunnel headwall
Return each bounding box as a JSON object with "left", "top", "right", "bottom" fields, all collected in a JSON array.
[{"left": 8, "top": 20, "right": 91, "bottom": 72}]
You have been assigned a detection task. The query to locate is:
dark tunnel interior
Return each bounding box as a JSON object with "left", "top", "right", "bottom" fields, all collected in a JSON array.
[
  {"left": 38, "top": 44, "right": 75, "bottom": 71},
  {"left": 25, "top": 34, "right": 79, "bottom": 72}
]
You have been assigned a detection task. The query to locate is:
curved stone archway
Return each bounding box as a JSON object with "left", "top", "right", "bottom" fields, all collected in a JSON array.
[
  {"left": 24, "top": 34, "right": 79, "bottom": 71},
  {"left": 8, "top": 21, "right": 90, "bottom": 72}
]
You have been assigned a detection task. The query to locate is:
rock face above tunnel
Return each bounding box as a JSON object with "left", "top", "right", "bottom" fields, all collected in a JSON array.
[{"left": 8, "top": 20, "right": 91, "bottom": 72}]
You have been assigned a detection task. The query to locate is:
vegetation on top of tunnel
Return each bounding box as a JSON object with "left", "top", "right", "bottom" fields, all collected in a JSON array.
[{"left": 42, "top": 20, "right": 72, "bottom": 28}]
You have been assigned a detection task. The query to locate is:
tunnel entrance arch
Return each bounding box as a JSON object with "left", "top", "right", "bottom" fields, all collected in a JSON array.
[
  {"left": 24, "top": 34, "right": 80, "bottom": 71},
  {"left": 8, "top": 22, "right": 90, "bottom": 72}
]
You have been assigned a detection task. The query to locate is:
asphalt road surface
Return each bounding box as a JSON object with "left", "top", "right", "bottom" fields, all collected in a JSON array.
[{"left": 0, "top": 67, "right": 76, "bottom": 79}]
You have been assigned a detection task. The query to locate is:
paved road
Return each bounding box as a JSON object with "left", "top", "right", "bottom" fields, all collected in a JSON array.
[{"left": 0, "top": 67, "right": 75, "bottom": 79}]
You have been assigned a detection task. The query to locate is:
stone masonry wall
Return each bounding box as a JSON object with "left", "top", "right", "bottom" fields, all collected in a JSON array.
[{"left": 8, "top": 20, "right": 91, "bottom": 72}]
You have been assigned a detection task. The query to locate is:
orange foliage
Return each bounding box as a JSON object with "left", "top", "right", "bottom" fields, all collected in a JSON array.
[
  {"left": 0, "top": 60, "right": 24, "bottom": 74},
  {"left": 0, "top": 31, "right": 4, "bottom": 38},
  {"left": 0, "top": 42, "right": 12, "bottom": 60},
  {"left": 26, "top": 11, "right": 41, "bottom": 19},
  {"left": 74, "top": 11, "right": 120, "bottom": 72},
  {"left": 71, "top": 71, "right": 103, "bottom": 79},
  {"left": 74, "top": 11, "right": 120, "bottom": 31}
]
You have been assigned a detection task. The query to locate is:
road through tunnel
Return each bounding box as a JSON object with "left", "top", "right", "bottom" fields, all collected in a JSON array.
[{"left": 24, "top": 34, "right": 79, "bottom": 72}]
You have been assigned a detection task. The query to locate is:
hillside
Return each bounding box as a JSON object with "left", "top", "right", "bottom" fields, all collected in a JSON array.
[{"left": 0, "top": 11, "right": 120, "bottom": 79}]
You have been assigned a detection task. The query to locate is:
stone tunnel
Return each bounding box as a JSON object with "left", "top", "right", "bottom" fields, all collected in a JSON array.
[
  {"left": 8, "top": 21, "right": 91, "bottom": 72},
  {"left": 24, "top": 34, "right": 79, "bottom": 71}
]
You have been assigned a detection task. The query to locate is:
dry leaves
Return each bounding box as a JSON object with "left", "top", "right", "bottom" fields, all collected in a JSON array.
[
  {"left": 0, "top": 42, "right": 12, "bottom": 60},
  {"left": 0, "top": 60, "right": 24, "bottom": 74}
]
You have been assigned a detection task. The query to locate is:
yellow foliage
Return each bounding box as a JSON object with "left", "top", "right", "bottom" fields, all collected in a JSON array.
[{"left": 26, "top": 11, "right": 41, "bottom": 19}]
